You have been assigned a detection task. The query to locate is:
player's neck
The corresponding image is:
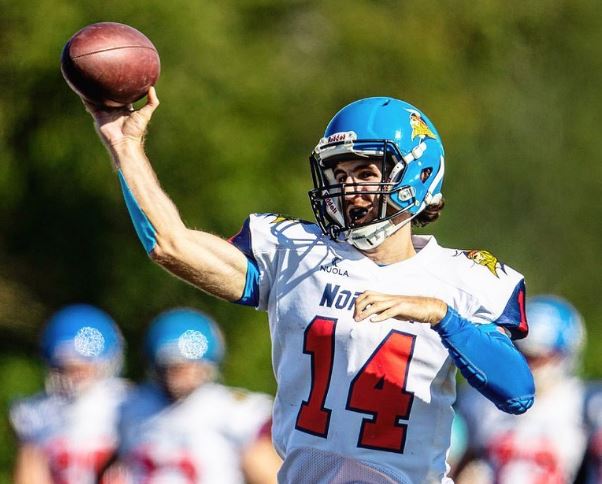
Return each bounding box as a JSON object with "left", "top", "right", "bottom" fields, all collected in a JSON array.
[{"left": 359, "top": 223, "right": 416, "bottom": 265}]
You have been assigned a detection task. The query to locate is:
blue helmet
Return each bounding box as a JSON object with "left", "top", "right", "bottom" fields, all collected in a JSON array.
[
  {"left": 41, "top": 304, "right": 124, "bottom": 368},
  {"left": 309, "top": 97, "right": 445, "bottom": 249},
  {"left": 516, "top": 295, "right": 586, "bottom": 359},
  {"left": 145, "top": 308, "right": 225, "bottom": 367}
]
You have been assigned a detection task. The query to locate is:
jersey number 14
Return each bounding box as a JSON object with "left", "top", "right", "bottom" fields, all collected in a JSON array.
[{"left": 295, "top": 316, "right": 416, "bottom": 453}]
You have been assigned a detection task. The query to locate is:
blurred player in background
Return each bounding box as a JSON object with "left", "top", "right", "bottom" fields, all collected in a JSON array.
[
  {"left": 582, "top": 381, "right": 602, "bottom": 483},
  {"left": 112, "top": 307, "right": 280, "bottom": 483},
  {"left": 9, "top": 303, "right": 127, "bottom": 484},
  {"left": 454, "top": 295, "right": 589, "bottom": 484},
  {"left": 83, "top": 91, "right": 535, "bottom": 483}
]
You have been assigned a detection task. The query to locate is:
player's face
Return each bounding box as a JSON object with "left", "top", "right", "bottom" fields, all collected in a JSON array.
[
  {"left": 158, "top": 361, "right": 215, "bottom": 401},
  {"left": 333, "top": 160, "right": 383, "bottom": 226},
  {"left": 48, "top": 360, "right": 103, "bottom": 395}
]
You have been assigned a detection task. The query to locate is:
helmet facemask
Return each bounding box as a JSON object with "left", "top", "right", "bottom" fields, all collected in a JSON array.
[{"left": 309, "top": 136, "right": 418, "bottom": 249}]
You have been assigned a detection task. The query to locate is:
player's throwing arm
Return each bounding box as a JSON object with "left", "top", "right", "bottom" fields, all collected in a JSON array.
[{"left": 84, "top": 90, "right": 248, "bottom": 302}]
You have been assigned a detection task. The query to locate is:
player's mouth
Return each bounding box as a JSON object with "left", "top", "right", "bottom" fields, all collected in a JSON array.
[{"left": 347, "top": 205, "right": 374, "bottom": 226}]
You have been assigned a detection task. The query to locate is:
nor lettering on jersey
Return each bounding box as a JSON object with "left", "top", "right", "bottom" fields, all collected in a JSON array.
[{"left": 319, "top": 283, "right": 361, "bottom": 311}]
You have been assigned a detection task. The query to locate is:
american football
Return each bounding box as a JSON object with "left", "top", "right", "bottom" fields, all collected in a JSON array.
[{"left": 61, "top": 22, "right": 160, "bottom": 107}]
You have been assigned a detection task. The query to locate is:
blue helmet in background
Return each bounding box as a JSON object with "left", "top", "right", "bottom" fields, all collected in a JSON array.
[
  {"left": 309, "top": 97, "right": 445, "bottom": 249},
  {"left": 41, "top": 303, "right": 123, "bottom": 368},
  {"left": 145, "top": 308, "right": 225, "bottom": 367},
  {"left": 516, "top": 295, "right": 586, "bottom": 362}
]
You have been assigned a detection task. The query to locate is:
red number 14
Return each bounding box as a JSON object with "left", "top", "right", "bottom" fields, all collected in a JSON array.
[{"left": 295, "top": 316, "right": 416, "bottom": 453}]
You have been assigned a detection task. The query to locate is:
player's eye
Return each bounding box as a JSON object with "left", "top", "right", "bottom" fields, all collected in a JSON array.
[
  {"left": 334, "top": 172, "right": 348, "bottom": 184},
  {"left": 358, "top": 169, "right": 379, "bottom": 181}
]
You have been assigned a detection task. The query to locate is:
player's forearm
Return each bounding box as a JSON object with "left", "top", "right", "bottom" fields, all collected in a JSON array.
[
  {"left": 110, "top": 140, "right": 248, "bottom": 301},
  {"left": 112, "top": 140, "right": 188, "bottom": 250},
  {"left": 434, "top": 307, "right": 535, "bottom": 415},
  {"left": 14, "top": 445, "right": 53, "bottom": 484}
]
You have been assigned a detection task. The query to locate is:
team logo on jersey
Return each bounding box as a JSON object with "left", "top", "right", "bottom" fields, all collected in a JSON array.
[
  {"left": 269, "top": 213, "right": 312, "bottom": 225},
  {"left": 320, "top": 257, "right": 349, "bottom": 277},
  {"left": 460, "top": 249, "right": 507, "bottom": 277},
  {"left": 408, "top": 111, "right": 437, "bottom": 140},
  {"left": 270, "top": 214, "right": 296, "bottom": 224}
]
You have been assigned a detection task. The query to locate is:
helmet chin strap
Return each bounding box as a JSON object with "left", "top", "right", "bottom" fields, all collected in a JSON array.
[{"left": 347, "top": 215, "right": 413, "bottom": 251}]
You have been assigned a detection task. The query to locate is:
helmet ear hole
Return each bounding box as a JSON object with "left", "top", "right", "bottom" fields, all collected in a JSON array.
[{"left": 420, "top": 167, "right": 433, "bottom": 183}]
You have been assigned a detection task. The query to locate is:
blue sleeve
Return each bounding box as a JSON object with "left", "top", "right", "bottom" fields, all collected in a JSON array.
[
  {"left": 434, "top": 307, "right": 535, "bottom": 415},
  {"left": 117, "top": 170, "right": 157, "bottom": 254},
  {"left": 229, "top": 217, "right": 260, "bottom": 307}
]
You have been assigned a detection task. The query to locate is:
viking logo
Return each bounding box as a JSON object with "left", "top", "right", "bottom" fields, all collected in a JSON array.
[{"left": 461, "top": 249, "right": 507, "bottom": 278}]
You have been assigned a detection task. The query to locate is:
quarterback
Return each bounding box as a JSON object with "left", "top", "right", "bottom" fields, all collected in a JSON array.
[{"left": 83, "top": 90, "right": 534, "bottom": 483}]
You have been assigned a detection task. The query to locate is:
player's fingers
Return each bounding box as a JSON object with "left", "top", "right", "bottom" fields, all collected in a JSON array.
[
  {"left": 354, "top": 294, "right": 379, "bottom": 317},
  {"left": 136, "top": 93, "right": 159, "bottom": 124},
  {"left": 355, "top": 291, "right": 388, "bottom": 308},
  {"left": 355, "top": 300, "right": 393, "bottom": 321},
  {"left": 369, "top": 303, "right": 412, "bottom": 323},
  {"left": 147, "top": 86, "right": 160, "bottom": 105},
  {"left": 355, "top": 296, "right": 394, "bottom": 319}
]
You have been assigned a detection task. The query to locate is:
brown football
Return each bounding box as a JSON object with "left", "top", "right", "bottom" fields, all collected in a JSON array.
[{"left": 61, "top": 22, "right": 160, "bottom": 107}]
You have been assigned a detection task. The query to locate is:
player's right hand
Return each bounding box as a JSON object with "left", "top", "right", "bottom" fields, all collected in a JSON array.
[{"left": 83, "top": 87, "right": 160, "bottom": 151}]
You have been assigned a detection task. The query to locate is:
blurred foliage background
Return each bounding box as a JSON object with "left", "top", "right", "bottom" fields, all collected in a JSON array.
[{"left": 0, "top": 0, "right": 600, "bottom": 479}]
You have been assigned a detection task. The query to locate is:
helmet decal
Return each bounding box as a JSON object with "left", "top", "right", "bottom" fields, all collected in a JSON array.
[
  {"left": 178, "top": 329, "right": 209, "bottom": 359},
  {"left": 408, "top": 110, "right": 437, "bottom": 140},
  {"left": 73, "top": 327, "right": 105, "bottom": 358}
]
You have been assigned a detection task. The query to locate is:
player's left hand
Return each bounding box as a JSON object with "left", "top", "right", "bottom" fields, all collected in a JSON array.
[{"left": 354, "top": 291, "right": 448, "bottom": 326}]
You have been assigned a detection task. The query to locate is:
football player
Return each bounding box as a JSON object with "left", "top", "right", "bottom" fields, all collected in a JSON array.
[
  {"left": 9, "top": 303, "right": 127, "bottom": 484},
  {"left": 113, "top": 307, "right": 280, "bottom": 483},
  {"left": 583, "top": 380, "right": 602, "bottom": 483},
  {"left": 454, "top": 295, "right": 589, "bottom": 484},
  {"left": 83, "top": 91, "right": 534, "bottom": 483}
]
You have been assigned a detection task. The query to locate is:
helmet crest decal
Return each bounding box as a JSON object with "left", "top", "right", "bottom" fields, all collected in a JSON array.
[{"left": 408, "top": 110, "right": 437, "bottom": 140}]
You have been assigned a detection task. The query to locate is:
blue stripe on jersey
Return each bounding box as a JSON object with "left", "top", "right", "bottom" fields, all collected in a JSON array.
[
  {"left": 434, "top": 307, "right": 535, "bottom": 415},
  {"left": 233, "top": 258, "right": 260, "bottom": 307},
  {"left": 229, "top": 217, "right": 260, "bottom": 307},
  {"left": 496, "top": 279, "right": 528, "bottom": 340},
  {"left": 117, "top": 170, "right": 157, "bottom": 254}
]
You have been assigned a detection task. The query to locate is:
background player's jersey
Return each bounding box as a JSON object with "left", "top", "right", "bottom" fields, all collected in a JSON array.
[
  {"left": 117, "top": 382, "right": 273, "bottom": 484},
  {"left": 230, "top": 213, "right": 526, "bottom": 484},
  {"left": 456, "top": 378, "right": 587, "bottom": 484},
  {"left": 9, "top": 377, "right": 128, "bottom": 484},
  {"left": 583, "top": 381, "right": 602, "bottom": 484}
]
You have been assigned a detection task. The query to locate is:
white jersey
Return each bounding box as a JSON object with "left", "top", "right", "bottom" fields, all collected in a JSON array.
[
  {"left": 231, "top": 213, "right": 526, "bottom": 484},
  {"left": 117, "top": 382, "right": 273, "bottom": 484},
  {"left": 456, "top": 378, "right": 587, "bottom": 484},
  {"left": 9, "top": 377, "right": 128, "bottom": 484},
  {"left": 583, "top": 382, "right": 602, "bottom": 484}
]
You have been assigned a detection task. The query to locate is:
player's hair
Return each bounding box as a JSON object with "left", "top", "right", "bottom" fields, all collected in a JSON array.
[{"left": 412, "top": 198, "right": 445, "bottom": 227}]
